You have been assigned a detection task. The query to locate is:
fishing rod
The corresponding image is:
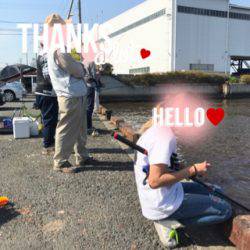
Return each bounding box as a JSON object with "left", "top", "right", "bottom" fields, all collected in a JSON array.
[{"left": 112, "top": 132, "right": 250, "bottom": 212}]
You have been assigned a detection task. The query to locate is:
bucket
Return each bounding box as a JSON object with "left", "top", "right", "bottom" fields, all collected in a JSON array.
[
  {"left": 12, "top": 117, "right": 30, "bottom": 139},
  {"left": 30, "top": 120, "right": 39, "bottom": 136}
]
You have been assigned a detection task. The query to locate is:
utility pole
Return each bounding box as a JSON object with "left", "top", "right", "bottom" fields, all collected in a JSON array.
[
  {"left": 67, "top": 0, "right": 83, "bottom": 59},
  {"left": 78, "top": 0, "right": 83, "bottom": 61},
  {"left": 67, "top": 0, "right": 74, "bottom": 19},
  {"left": 78, "top": 0, "right": 82, "bottom": 24}
]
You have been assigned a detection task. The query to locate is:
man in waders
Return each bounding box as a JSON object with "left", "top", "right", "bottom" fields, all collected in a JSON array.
[{"left": 35, "top": 44, "right": 58, "bottom": 155}]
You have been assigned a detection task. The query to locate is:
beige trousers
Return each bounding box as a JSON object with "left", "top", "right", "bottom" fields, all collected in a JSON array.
[{"left": 54, "top": 96, "right": 89, "bottom": 167}]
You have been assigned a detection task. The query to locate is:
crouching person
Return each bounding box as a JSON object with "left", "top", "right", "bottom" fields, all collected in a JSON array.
[{"left": 134, "top": 118, "right": 232, "bottom": 248}]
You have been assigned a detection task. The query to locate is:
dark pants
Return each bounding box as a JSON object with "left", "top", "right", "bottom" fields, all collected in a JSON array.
[
  {"left": 36, "top": 95, "right": 58, "bottom": 148},
  {"left": 87, "top": 87, "right": 95, "bottom": 130}
]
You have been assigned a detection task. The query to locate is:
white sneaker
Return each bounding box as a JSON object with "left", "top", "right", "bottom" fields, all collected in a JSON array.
[
  {"left": 154, "top": 220, "right": 181, "bottom": 248},
  {"left": 91, "top": 129, "right": 99, "bottom": 137}
]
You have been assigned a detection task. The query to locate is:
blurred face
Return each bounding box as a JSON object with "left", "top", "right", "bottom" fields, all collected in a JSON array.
[{"left": 152, "top": 92, "right": 211, "bottom": 142}]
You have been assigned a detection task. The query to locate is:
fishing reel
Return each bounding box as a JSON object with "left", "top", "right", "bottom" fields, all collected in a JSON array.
[
  {"left": 170, "top": 153, "right": 182, "bottom": 171},
  {"left": 142, "top": 153, "right": 182, "bottom": 186}
]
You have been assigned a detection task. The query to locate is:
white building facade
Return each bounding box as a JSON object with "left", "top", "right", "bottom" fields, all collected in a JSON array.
[{"left": 98, "top": 0, "right": 250, "bottom": 74}]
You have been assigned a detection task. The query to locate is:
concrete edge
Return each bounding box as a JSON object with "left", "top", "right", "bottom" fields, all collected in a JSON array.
[
  {"left": 97, "top": 113, "right": 134, "bottom": 161},
  {"left": 98, "top": 105, "right": 140, "bottom": 144}
]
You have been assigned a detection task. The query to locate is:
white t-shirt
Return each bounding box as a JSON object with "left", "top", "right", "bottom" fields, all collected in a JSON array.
[{"left": 134, "top": 125, "right": 184, "bottom": 221}]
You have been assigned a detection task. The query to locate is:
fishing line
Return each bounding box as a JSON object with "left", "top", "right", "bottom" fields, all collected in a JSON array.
[{"left": 112, "top": 132, "right": 250, "bottom": 212}]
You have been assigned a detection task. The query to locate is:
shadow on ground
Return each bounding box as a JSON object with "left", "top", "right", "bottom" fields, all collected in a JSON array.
[
  {"left": 95, "top": 128, "right": 113, "bottom": 135},
  {"left": 76, "top": 161, "right": 134, "bottom": 172},
  {"left": 179, "top": 224, "right": 234, "bottom": 248},
  {"left": 19, "top": 99, "right": 34, "bottom": 103},
  {"left": 0, "top": 207, "right": 20, "bottom": 228},
  {"left": 89, "top": 147, "right": 133, "bottom": 154}
]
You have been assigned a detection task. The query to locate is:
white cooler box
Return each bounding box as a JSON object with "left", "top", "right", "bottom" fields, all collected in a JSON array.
[{"left": 13, "top": 117, "right": 31, "bottom": 139}]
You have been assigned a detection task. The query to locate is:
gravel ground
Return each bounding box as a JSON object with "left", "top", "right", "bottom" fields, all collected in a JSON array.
[{"left": 0, "top": 98, "right": 235, "bottom": 249}]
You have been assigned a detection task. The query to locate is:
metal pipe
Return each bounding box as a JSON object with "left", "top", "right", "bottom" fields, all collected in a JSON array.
[{"left": 225, "top": 1, "right": 230, "bottom": 74}]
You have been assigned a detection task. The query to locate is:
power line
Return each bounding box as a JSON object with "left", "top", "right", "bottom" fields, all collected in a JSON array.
[
  {"left": 0, "top": 20, "right": 26, "bottom": 24},
  {"left": 0, "top": 33, "right": 33, "bottom": 36},
  {"left": 0, "top": 20, "right": 43, "bottom": 24},
  {"left": 0, "top": 28, "right": 25, "bottom": 31}
]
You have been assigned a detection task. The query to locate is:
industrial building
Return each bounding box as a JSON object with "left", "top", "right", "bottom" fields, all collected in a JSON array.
[{"left": 98, "top": 0, "right": 250, "bottom": 75}]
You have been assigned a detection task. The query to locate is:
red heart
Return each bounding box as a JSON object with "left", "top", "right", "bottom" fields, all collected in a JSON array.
[
  {"left": 140, "top": 49, "right": 151, "bottom": 59},
  {"left": 206, "top": 108, "right": 225, "bottom": 126}
]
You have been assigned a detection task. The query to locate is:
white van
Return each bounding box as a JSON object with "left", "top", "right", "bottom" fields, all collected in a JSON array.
[{"left": 0, "top": 81, "right": 27, "bottom": 102}]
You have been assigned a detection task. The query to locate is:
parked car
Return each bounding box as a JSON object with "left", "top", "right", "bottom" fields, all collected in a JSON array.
[
  {"left": 0, "top": 89, "right": 6, "bottom": 106},
  {"left": 0, "top": 81, "right": 27, "bottom": 102}
]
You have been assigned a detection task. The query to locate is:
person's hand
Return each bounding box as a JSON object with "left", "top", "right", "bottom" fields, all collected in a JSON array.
[{"left": 190, "top": 161, "right": 211, "bottom": 177}]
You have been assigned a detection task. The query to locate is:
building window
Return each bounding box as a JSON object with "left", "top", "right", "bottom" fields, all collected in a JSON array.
[
  {"left": 129, "top": 67, "right": 150, "bottom": 74},
  {"left": 230, "top": 12, "right": 250, "bottom": 20},
  {"left": 178, "top": 5, "right": 227, "bottom": 18},
  {"left": 190, "top": 64, "right": 214, "bottom": 72},
  {"left": 178, "top": 5, "right": 250, "bottom": 21}
]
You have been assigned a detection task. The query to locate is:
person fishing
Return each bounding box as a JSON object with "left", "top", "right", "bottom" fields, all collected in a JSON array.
[{"left": 133, "top": 103, "right": 232, "bottom": 248}]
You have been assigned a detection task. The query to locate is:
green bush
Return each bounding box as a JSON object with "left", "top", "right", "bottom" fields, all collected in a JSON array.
[
  {"left": 228, "top": 76, "right": 239, "bottom": 84},
  {"left": 116, "top": 71, "right": 228, "bottom": 86},
  {"left": 240, "top": 75, "right": 250, "bottom": 84}
]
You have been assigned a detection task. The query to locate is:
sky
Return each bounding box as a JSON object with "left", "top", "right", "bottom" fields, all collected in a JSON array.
[{"left": 0, "top": 0, "right": 250, "bottom": 67}]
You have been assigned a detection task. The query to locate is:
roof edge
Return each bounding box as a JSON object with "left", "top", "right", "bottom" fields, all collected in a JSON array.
[{"left": 230, "top": 4, "right": 250, "bottom": 11}]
